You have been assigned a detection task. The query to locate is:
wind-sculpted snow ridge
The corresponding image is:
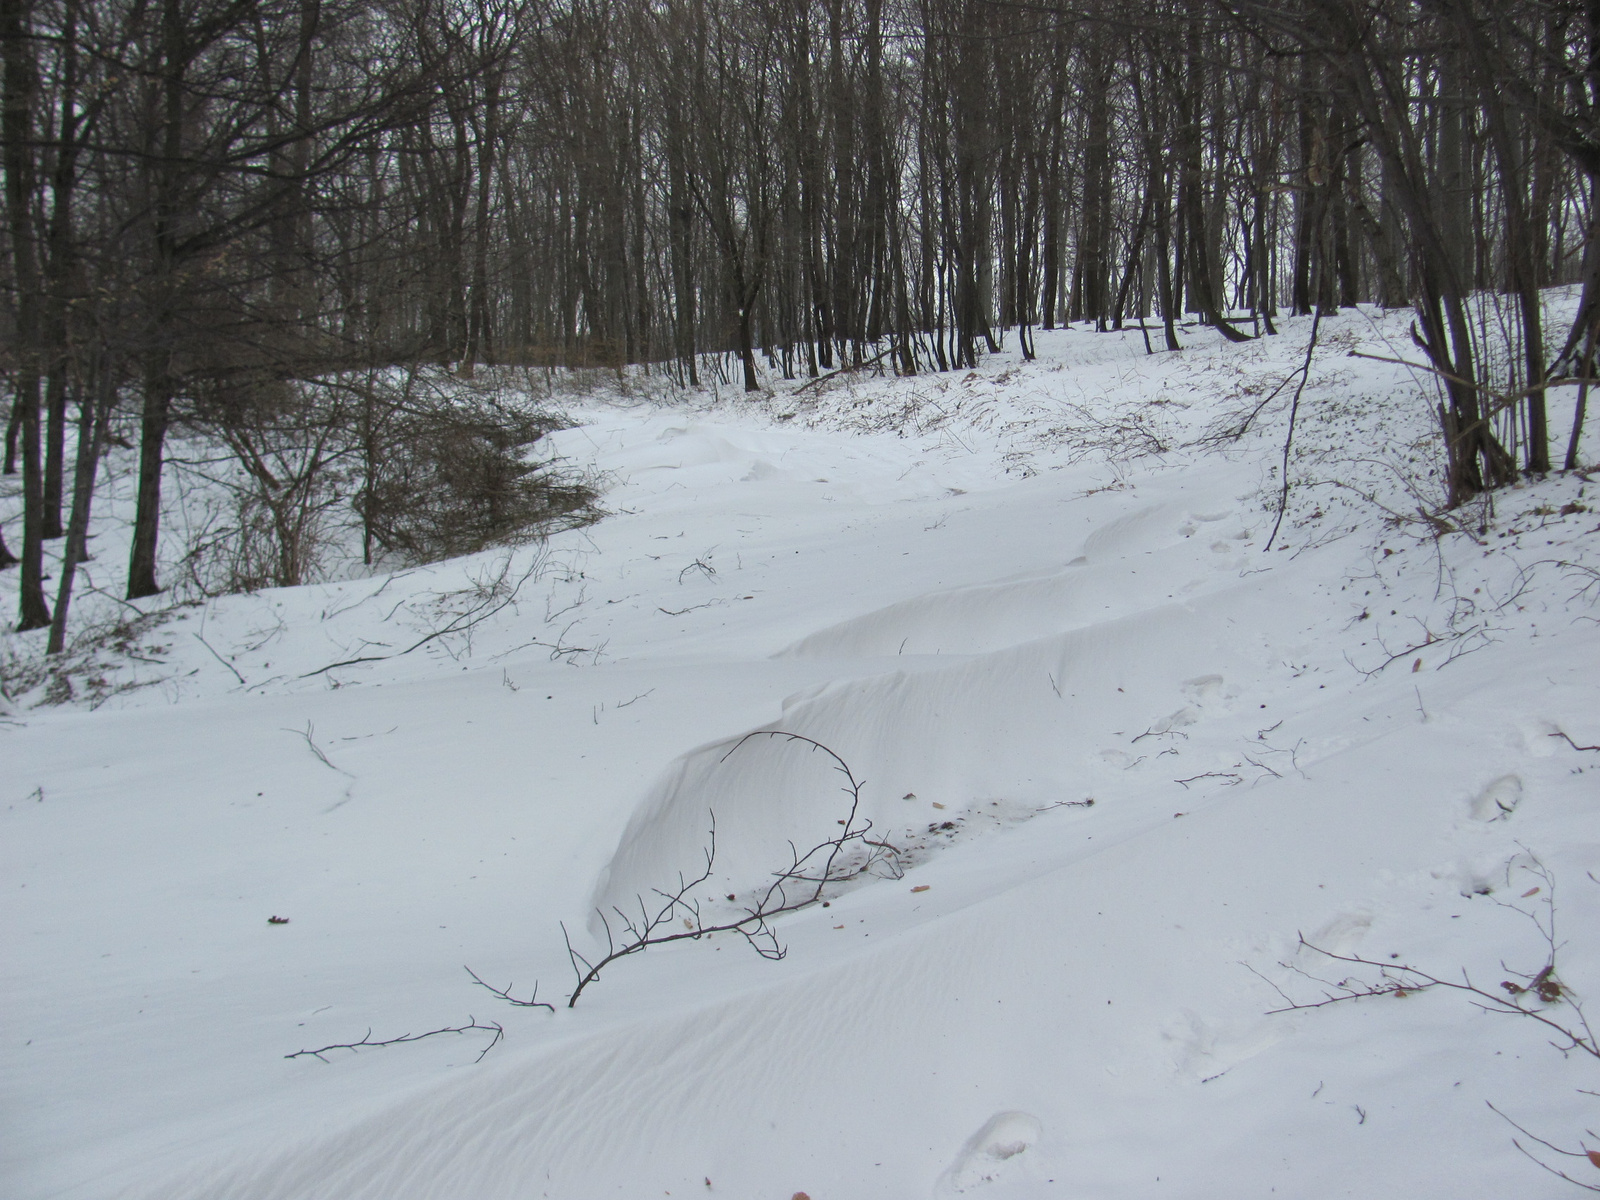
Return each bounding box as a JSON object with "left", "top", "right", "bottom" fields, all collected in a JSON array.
[
  {"left": 595, "top": 598, "right": 1250, "bottom": 919},
  {"left": 774, "top": 491, "right": 1262, "bottom": 661},
  {"left": 6, "top": 309, "right": 1600, "bottom": 1200},
  {"left": 591, "top": 476, "right": 1293, "bottom": 920},
  {"left": 101, "top": 624, "right": 1600, "bottom": 1200}
]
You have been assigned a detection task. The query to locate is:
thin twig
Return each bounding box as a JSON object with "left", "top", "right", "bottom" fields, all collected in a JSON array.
[
  {"left": 1265, "top": 307, "right": 1323, "bottom": 553},
  {"left": 1175, "top": 771, "right": 1243, "bottom": 788},
  {"left": 287, "top": 1018, "right": 505, "bottom": 1063},
  {"left": 463, "top": 966, "right": 554, "bottom": 1011},
  {"left": 300, "top": 556, "right": 541, "bottom": 678},
  {"left": 794, "top": 347, "right": 892, "bottom": 393},
  {"left": 284, "top": 721, "right": 351, "bottom": 776},
  {"left": 658, "top": 602, "right": 719, "bottom": 617},
  {"left": 1268, "top": 937, "right": 1597, "bottom": 1060},
  {"left": 551, "top": 732, "right": 890, "bottom": 1007},
  {"left": 1488, "top": 1102, "right": 1600, "bottom": 1194},
  {"left": 1552, "top": 730, "right": 1600, "bottom": 753},
  {"left": 192, "top": 632, "right": 246, "bottom": 686}
]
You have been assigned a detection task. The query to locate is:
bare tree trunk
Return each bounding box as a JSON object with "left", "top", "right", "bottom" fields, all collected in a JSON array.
[
  {"left": 40, "top": 0, "right": 83, "bottom": 543},
  {"left": 1177, "top": 19, "right": 1250, "bottom": 342},
  {"left": 127, "top": 356, "right": 172, "bottom": 599},
  {"left": 1134, "top": 57, "right": 1182, "bottom": 352},
  {"left": 1566, "top": 315, "right": 1595, "bottom": 470},
  {"left": 2, "top": 0, "right": 52, "bottom": 628},
  {"left": 125, "top": 0, "right": 190, "bottom": 599},
  {"left": 1077, "top": 39, "right": 1112, "bottom": 328},
  {"left": 47, "top": 357, "right": 116, "bottom": 653},
  {"left": 1451, "top": 3, "right": 1549, "bottom": 471}
]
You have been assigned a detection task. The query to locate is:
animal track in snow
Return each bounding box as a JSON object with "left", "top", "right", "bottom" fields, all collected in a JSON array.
[
  {"left": 1134, "top": 706, "right": 1199, "bottom": 742},
  {"left": 1431, "top": 855, "right": 1500, "bottom": 898},
  {"left": 1468, "top": 774, "right": 1523, "bottom": 822},
  {"left": 1512, "top": 719, "right": 1562, "bottom": 757},
  {"left": 935, "top": 1111, "right": 1043, "bottom": 1196},
  {"left": 1164, "top": 1009, "right": 1284, "bottom": 1083},
  {"left": 1180, "top": 673, "right": 1241, "bottom": 713},
  {"left": 1301, "top": 909, "right": 1373, "bottom": 957}
]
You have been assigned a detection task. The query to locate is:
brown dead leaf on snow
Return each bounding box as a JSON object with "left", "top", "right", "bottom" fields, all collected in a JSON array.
[
  {"left": 1522, "top": 886, "right": 1541, "bottom": 898},
  {"left": 911, "top": 885, "right": 930, "bottom": 893},
  {"left": 1588, "top": 1149, "right": 1600, "bottom": 1170}
]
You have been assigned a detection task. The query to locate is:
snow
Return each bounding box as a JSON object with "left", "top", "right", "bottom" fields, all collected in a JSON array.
[{"left": 4, "top": 307, "right": 1599, "bottom": 1199}]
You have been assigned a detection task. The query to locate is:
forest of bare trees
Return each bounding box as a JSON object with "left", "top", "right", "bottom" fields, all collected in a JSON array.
[{"left": 3, "top": 0, "right": 1598, "bottom": 635}]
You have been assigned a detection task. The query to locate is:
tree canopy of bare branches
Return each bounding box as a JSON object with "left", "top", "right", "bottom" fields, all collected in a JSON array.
[{"left": 4, "top": 0, "right": 1596, "bottom": 629}]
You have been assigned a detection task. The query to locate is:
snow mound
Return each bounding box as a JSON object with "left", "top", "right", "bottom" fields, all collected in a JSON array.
[
  {"left": 8, "top": 310, "right": 1600, "bottom": 1200},
  {"left": 594, "top": 598, "right": 1249, "bottom": 920}
]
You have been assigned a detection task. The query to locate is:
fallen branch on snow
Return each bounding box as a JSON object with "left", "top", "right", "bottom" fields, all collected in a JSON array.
[{"left": 287, "top": 1018, "right": 504, "bottom": 1063}]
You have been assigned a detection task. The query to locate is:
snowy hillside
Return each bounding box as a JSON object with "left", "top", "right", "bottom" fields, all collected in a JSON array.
[{"left": 5, "top": 308, "right": 1600, "bottom": 1199}]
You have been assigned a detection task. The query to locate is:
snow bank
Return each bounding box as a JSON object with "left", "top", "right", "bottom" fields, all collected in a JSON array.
[{"left": 5, "top": 308, "right": 1599, "bottom": 1200}]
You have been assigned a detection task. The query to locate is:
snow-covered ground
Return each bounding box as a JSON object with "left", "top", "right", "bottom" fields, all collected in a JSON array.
[{"left": 4, "top": 307, "right": 1599, "bottom": 1199}]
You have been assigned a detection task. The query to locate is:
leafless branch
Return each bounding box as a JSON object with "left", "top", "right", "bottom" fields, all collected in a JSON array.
[
  {"left": 463, "top": 966, "right": 554, "bottom": 1011},
  {"left": 282, "top": 720, "right": 357, "bottom": 811},
  {"left": 283, "top": 721, "right": 352, "bottom": 777},
  {"left": 286, "top": 1018, "right": 505, "bottom": 1063},
  {"left": 1266, "top": 873, "right": 1596, "bottom": 1063},
  {"left": 478, "top": 733, "right": 896, "bottom": 1009},
  {"left": 1265, "top": 307, "right": 1323, "bottom": 553},
  {"left": 1354, "top": 621, "right": 1495, "bottom": 677},
  {"left": 1488, "top": 1103, "right": 1600, "bottom": 1193},
  {"left": 1176, "top": 771, "right": 1243, "bottom": 788},
  {"left": 794, "top": 347, "right": 892, "bottom": 393},
  {"left": 1552, "top": 731, "right": 1600, "bottom": 753},
  {"left": 1131, "top": 721, "right": 1190, "bottom": 744},
  {"left": 300, "top": 554, "right": 542, "bottom": 678},
  {"left": 659, "top": 601, "right": 719, "bottom": 616},
  {"left": 192, "top": 632, "right": 247, "bottom": 685}
]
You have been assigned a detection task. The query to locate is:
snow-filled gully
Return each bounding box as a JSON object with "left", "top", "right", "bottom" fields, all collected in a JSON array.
[{"left": 4, "top": 314, "right": 1598, "bottom": 1200}]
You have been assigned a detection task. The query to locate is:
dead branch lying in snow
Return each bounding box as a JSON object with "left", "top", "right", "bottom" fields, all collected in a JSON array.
[
  {"left": 286, "top": 1018, "right": 504, "bottom": 1063},
  {"left": 1261, "top": 858, "right": 1599, "bottom": 1192},
  {"left": 556, "top": 732, "right": 898, "bottom": 1007},
  {"left": 299, "top": 553, "right": 547, "bottom": 679},
  {"left": 297, "top": 733, "right": 895, "bottom": 1065}
]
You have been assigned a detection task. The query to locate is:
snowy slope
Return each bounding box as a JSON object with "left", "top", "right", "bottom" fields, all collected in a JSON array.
[{"left": 4, "top": 308, "right": 1599, "bottom": 1200}]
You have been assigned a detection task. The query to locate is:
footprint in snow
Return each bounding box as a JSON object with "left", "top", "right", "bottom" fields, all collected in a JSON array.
[
  {"left": 1301, "top": 909, "right": 1373, "bottom": 957},
  {"left": 1468, "top": 774, "right": 1523, "bottom": 822},
  {"left": 1140, "top": 706, "right": 1199, "bottom": 740},
  {"left": 1180, "top": 673, "right": 1234, "bottom": 710},
  {"left": 934, "top": 1111, "right": 1043, "bottom": 1197}
]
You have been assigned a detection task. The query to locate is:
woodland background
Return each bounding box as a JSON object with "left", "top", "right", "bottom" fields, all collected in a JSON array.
[{"left": 1, "top": 0, "right": 1597, "bottom": 638}]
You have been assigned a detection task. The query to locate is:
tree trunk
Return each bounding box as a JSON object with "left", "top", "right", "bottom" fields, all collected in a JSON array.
[
  {"left": 2, "top": 0, "right": 52, "bottom": 628},
  {"left": 126, "top": 362, "right": 172, "bottom": 599},
  {"left": 48, "top": 359, "right": 116, "bottom": 653}
]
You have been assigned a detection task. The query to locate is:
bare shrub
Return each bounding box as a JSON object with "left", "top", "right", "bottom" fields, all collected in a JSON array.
[
  {"left": 174, "top": 373, "right": 358, "bottom": 592},
  {"left": 165, "top": 367, "right": 597, "bottom": 595},
  {"left": 348, "top": 369, "right": 598, "bottom": 567}
]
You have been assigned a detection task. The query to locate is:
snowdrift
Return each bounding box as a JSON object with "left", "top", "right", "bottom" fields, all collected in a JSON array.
[{"left": 4, "top": 308, "right": 1599, "bottom": 1200}]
